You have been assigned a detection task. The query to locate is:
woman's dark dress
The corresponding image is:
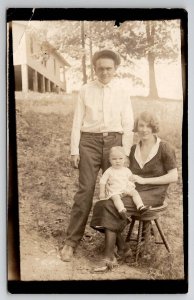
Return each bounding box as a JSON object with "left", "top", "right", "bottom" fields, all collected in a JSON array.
[{"left": 90, "top": 141, "right": 177, "bottom": 233}]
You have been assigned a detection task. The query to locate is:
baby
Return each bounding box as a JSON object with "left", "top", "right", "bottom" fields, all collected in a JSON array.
[{"left": 99, "top": 146, "right": 149, "bottom": 220}]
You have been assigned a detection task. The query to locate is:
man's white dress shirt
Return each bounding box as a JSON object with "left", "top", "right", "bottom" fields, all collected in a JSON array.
[{"left": 71, "top": 78, "right": 134, "bottom": 156}]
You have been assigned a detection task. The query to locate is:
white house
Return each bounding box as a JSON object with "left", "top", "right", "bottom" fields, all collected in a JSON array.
[{"left": 12, "top": 21, "right": 70, "bottom": 94}]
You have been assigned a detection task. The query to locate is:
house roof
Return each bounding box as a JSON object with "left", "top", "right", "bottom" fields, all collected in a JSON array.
[{"left": 43, "top": 41, "right": 70, "bottom": 67}]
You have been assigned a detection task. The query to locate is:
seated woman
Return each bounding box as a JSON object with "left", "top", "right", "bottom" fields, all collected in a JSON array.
[{"left": 90, "top": 111, "right": 178, "bottom": 272}]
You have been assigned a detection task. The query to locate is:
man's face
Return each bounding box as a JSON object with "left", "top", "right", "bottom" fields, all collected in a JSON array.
[{"left": 94, "top": 58, "right": 116, "bottom": 84}]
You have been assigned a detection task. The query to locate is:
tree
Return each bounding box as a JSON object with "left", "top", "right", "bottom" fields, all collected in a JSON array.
[
  {"left": 114, "top": 20, "right": 180, "bottom": 99},
  {"left": 81, "top": 21, "right": 87, "bottom": 84},
  {"left": 144, "top": 20, "right": 180, "bottom": 99},
  {"left": 88, "top": 22, "right": 94, "bottom": 80},
  {"left": 146, "top": 21, "right": 159, "bottom": 99}
]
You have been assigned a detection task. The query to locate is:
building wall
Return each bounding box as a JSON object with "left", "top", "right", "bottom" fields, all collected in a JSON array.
[
  {"left": 12, "top": 22, "right": 27, "bottom": 65},
  {"left": 25, "top": 33, "right": 66, "bottom": 90},
  {"left": 12, "top": 22, "right": 67, "bottom": 92}
]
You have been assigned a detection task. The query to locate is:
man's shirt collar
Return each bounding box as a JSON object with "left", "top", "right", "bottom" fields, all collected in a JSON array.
[{"left": 96, "top": 78, "right": 116, "bottom": 88}]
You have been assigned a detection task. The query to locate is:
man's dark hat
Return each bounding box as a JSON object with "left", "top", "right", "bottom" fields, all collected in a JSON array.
[{"left": 92, "top": 49, "right": 121, "bottom": 66}]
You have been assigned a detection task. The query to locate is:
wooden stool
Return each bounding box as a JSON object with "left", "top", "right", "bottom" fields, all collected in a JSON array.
[{"left": 125, "top": 201, "right": 170, "bottom": 262}]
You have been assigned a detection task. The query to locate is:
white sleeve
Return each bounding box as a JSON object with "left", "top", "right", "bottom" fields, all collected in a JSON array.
[
  {"left": 127, "top": 168, "right": 133, "bottom": 177},
  {"left": 100, "top": 168, "right": 111, "bottom": 185},
  {"left": 71, "top": 87, "right": 85, "bottom": 155},
  {"left": 121, "top": 94, "right": 134, "bottom": 156}
]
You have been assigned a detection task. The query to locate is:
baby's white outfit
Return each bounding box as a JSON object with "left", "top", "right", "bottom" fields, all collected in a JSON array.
[{"left": 100, "top": 166, "right": 135, "bottom": 199}]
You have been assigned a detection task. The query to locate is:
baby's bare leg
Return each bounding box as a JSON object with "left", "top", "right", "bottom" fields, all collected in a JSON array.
[
  {"left": 111, "top": 194, "right": 125, "bottom": 213},
  {"left": 111, "top": 195, "right": 129, "bottom": 221},
  {"left": 129, "top": 189, "right": 150, "bottom": 213},
  {"left": 129, "top": 189, "right": 144, "bottom": 210}
]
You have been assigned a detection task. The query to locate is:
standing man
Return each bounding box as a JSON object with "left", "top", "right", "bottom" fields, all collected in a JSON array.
[{"left": 61, "top": 49, "right": 134, "bottom": 262}]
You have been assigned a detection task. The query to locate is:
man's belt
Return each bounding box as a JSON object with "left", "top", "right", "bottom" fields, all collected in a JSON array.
[{"left": 81, "top": 132, "right": 122, "bottom": 137}]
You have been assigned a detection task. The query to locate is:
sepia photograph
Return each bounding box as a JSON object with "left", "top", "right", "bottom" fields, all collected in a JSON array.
[{"left": 7, "top": 8, "right": 188, "bottom": 293}]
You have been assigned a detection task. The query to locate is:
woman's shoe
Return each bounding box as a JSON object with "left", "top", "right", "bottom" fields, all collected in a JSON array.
[
  {"left": 117, "top": 244, "right": 133, "bottom": 260},
  {"left": 93, "top": 257, "right": 118, "bottom": 273}
]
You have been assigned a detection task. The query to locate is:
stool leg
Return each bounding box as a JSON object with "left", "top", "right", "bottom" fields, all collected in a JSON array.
[
  {"left": 142, "top": 221, "right": 151, "bottom": 241},
  {"left": 125, "top": 218, "right": 135, "bottom": 242},
  {"left": 154, "top": 219, "right": 171, "bottom": 252},
  {"left": 136, "top": 220, "right": 143, "bottom": 262},
  {"left": 142, "top": 221, "right": 151, "bottom": 255},
  {"left": 151, "top": 221, "right": 157, "bottom": 239}
]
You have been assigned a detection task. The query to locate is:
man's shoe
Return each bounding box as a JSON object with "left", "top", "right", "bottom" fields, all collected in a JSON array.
[{"left": 60, "top": 244, "right": 74, "bottom": 262}]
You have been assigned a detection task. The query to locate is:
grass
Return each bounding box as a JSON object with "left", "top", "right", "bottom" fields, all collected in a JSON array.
[{"left": 15, "top": 93, "right": 184, "bottom": 280}]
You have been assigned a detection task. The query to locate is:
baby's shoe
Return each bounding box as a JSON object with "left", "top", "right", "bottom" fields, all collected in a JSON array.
[
  {"left": 138, "top": 205, "right": 150, "bottom": 214},
  {"left": 119, "top": 209, "right": 131, "bottom": 224},
  {"left": 119, "top": 209, "right": 128, "bottom": 220}
]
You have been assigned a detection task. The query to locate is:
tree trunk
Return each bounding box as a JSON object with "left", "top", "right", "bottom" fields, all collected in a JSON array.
[
  {"left": 146, "top": 21, "right": 159, "bottom": 99},
  {"left": 147, "top": 52, "right": 158, "bottom": 99},
  {"left": 89, "top": 23, "right": 94, "bottom": 80},
  {"left": 81, "top": 21, "right": 87, "bottom": 84}
]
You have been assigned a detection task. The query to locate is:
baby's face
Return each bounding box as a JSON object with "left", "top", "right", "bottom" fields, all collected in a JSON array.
[{"left": 109, "top": 151, "right": 125, "bottom": 169}]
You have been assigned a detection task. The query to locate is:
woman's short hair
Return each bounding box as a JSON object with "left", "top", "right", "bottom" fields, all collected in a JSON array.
[{"left": 133, "top": 111, "right": 160, "bottom": 133}]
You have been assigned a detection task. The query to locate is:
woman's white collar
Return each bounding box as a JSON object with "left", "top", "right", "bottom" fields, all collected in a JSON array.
[{"left": 134, "top": 136, "right": 161, "bottom": 169}]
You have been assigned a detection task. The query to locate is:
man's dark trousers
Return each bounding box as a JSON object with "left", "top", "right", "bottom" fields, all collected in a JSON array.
[{"left": 65, "top": 132, "right": 122, "bottom": 248}]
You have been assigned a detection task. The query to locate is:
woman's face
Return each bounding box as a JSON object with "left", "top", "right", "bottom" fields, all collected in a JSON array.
[{"left": 137, "top": 119, "right": 153, "bottom": 141}]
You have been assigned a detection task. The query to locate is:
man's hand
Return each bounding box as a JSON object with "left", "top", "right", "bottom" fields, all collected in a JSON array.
[{"left": 71, "top": 155, "right": 80, "bottom": 169}]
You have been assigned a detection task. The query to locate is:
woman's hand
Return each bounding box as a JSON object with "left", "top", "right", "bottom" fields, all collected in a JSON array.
[
  {"left": 133, "top": 175, "right": 147, "bottom": 184},
  {"left": 128, "top": 175, "right": 135, "bottom": 183},
  {"left": 125, "top": 156, "right": 130, "bottom": 167}
]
